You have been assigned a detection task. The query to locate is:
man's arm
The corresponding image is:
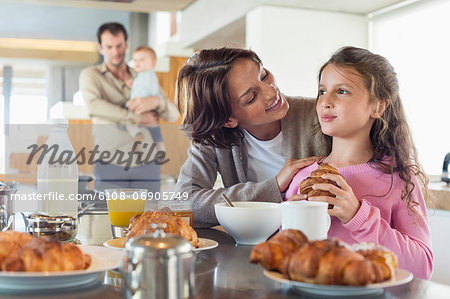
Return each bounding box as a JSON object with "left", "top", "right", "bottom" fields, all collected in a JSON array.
[
  {"left": 80, "top": 67, "right": 139, "bottom": 124},
  {"left": 155, "top": 89, "right": 180, "bottom": 123}
]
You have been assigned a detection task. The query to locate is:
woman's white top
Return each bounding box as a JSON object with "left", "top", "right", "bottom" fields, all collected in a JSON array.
[{"left": 242, "top": 129, "right": 285, "bottom": 182}]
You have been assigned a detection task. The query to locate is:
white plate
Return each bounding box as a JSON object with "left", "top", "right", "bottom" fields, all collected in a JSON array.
[
  {"left": 0, "top": 245, "right": 125, "bottom": 291},
  {"left": 195, "top": 238, "right": 219, "bottom": 251},
  {"left": 103, "top": 237, "right": 218, "bottom": 252},
  {"left": 264, "top": 268, "right": 413, "bottom": 296}
]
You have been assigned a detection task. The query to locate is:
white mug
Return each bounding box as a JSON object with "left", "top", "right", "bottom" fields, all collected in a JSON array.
[{"left": 281, "top": 201, "right": 331, "bottom": 240}]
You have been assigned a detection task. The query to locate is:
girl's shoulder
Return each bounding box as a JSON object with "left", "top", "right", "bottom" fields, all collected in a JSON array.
[
  {"left": 340, "top": 158, "right": 420, "bottom": 187},
  {"left": 292, "top": 162, "right": 320, "bottom": 182},
  {"left": 303, "top": 161, "right": 320, "bottom": 172}
]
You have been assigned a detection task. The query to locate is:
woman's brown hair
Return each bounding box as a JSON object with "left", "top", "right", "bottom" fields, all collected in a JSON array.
[
  {"left": 176, "top": 47, "right": 262, "bottom": 148},
  {"left": 318, "top": 46, "right": 430, "bottom": 212}
]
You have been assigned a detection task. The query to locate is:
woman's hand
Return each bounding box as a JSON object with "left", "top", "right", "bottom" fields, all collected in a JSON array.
[
  {"left": 308, "top": 173, "right": 361, "bottom": 223},
  {"left": 276, "top": 156, "right": 321, "bottom": 192},
  {"left": 128, "top": 96, "right": 160, "bottom": 114}
]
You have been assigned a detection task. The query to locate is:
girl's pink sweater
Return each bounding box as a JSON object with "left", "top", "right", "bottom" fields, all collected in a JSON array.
[{"left": 285, "top": 162, "right": 433, "bottom": 279}]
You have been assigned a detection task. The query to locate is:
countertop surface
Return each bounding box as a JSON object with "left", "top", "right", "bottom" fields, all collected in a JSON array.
[
  {"left": 429, "top": 178, "right": 450, "bottom": 211},
  {"left": 0, "top": 225, "right": 449, "bottom": 299},
  {"left": 429, "top": 177, "right": 450, "bottom": 191}
]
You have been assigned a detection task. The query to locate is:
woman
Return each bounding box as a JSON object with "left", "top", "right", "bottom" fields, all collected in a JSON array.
[{"left": 174, "top": 48, "right": 329, "bottom": 227}]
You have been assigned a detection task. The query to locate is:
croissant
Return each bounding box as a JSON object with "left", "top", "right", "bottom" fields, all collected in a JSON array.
[
  {"left": 0, "top": 234, "right": 91, "bottom": 272},
  {"left": 0, "top": 231, "right": 33, "bottom": 246},
  {"left": 127, "top": 211, "right": 199, "bottom": 247},
  {"left": 0, "top": 241, "right": 19, "bottom": 267},
  {"left": 251, "top": 229, "right": 398, "bottom": 286},
  {"left": 287, "top": 239, "right": 343, "bottom": 283},
  {"left": 354, "top": 246, "right": 398, "bottom": 283},
  {"left": 300, "top": 163, "right": 343, "bottom": 208},
  {"left": 249, "top": 229, "right": 308, "bottom": 274},
  {"left": 0, "top": 231, "right": 33, "bottom": 266}
]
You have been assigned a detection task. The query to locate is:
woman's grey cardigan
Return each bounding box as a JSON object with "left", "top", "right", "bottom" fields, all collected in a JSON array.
[{"left": 174, "top": 96, "right": 329, "bottom": 227}]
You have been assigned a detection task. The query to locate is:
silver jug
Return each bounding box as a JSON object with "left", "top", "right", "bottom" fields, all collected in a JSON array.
[
  {"left": 0, "top": 187, "right": 16, "bottom": 231},
  {"left": 121, "top": 224, "right": 195, "bottom": 299}
]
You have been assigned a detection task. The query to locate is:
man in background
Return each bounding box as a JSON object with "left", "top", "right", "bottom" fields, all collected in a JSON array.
[{"left": 79, "top": 22, "right": 178, "bottom": 193}]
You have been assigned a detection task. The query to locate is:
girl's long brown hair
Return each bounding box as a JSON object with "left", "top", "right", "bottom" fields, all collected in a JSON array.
[
  {"left": 176, "top": 48, "right": 262, "bottom": 148},
  {"left": 318, "top": 46, "right": 430, "bottom": 212}
]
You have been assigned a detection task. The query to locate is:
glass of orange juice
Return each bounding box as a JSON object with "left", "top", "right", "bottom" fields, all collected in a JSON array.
[{"left": 105, "top": 188, "right": 147, "bottom": 238}]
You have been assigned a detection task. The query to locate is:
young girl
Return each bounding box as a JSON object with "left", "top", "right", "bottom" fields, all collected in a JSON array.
[{"left": 285, "top": 46, "right": 433, "bottom": 279}]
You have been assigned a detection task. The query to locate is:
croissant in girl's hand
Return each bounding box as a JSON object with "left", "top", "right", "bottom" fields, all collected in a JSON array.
[
  {"left": 299, "top": 163, "right": 344, "bottom": 209},
  {"left": 299, "top": 163, "right": 343, "bottom": 210}
]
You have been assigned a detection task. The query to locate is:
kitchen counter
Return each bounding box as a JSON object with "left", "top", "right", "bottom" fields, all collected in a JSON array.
[
  {"left": 429, "top": 179, "right": 450, "bottom": 211},
  {"left": 0, "top": 228, "right": 449, "bottom": 298}
]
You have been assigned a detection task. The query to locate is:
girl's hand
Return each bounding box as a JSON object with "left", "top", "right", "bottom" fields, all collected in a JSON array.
[
  {"left": 287, "top": 193, "right": 308, "bottom": 201},
  {"left": 308, "top": 173, "right": 360, "bottom": 223},
  {"left": 128, "top": 96, "right": 160, "bottom": 114},
  {"left": 276, "top": 156, "right": 321, "bottom": 192}
]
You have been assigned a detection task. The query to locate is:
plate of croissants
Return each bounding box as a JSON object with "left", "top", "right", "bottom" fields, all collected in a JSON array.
[
  {"left": 250, "top": 229, "right": 413, "bottom": 296},
  {"left": 0, "top": 231, "right": 125, "bottom": 291},
  {"left": 103, "top": 211, "right": 218, "bottom": 251}
]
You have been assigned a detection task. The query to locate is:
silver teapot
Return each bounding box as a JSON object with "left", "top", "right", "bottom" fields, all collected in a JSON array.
[{"left": 121, "top": 224, "right": 195, "bottom": 299}]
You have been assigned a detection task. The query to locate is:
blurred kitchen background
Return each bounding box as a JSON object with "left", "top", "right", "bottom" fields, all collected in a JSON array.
[{"left": 0, "top": 0, "right": 449, "bottom": 284}]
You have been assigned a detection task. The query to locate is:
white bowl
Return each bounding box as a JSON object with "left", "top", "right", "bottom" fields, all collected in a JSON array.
[{"left": 214, "top": 201, "right": 281, "bottom": 245}]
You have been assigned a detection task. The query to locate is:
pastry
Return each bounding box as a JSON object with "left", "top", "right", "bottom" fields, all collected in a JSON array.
[
  {"left": 299, "top": 163, "right": 343, "bottom": 208},
  {"left": 249, "top": 229, "right": 308, "bottom": 274},
  {"left": 127, "top": 211, "right": 199, "bottom": 247},
  {"left": 0, "top": 231, "right": 91, "bottom": 272},
  {"left": 250, "top": 229, "right": 398, "bottom": 286}
]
